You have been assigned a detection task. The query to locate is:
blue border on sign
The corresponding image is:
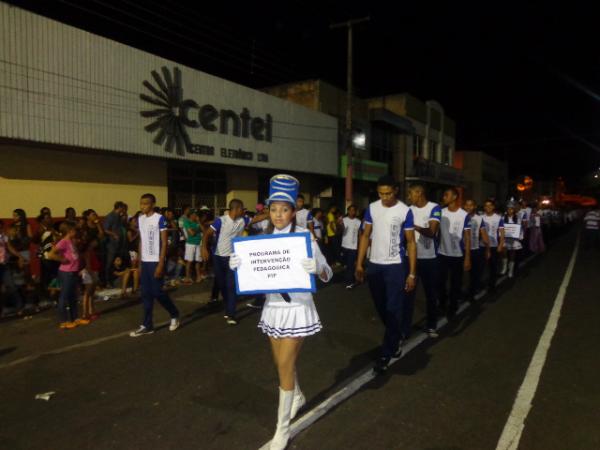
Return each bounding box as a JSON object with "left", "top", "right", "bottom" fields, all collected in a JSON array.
[{"left": 232, "top": 232, "right": 316, "bottom": 295}]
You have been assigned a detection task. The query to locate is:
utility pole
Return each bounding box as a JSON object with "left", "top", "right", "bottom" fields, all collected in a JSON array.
[{"left": 330, "top": 16, "right": 370, "bottom": 207}]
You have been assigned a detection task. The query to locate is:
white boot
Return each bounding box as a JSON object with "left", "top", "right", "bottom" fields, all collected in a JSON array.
[
  {"left": 500, "top": 258, "right": 508, "bottom": 275},
  {"left": 290, "top": 373, "right": 306, "bottom": 420},
  {"left": 271, "top": 388, "right": 294, "bottom": 450},
  {"left": 508, "top": 261, "right": 515, "bottom": 278}
]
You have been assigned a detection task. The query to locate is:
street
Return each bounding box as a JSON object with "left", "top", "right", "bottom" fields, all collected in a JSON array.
[{"left": 1, "top": 225, "right": 599, "bottom": 450}]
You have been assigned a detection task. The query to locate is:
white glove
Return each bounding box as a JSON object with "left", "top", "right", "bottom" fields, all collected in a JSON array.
[
  {"left": 301, "top": 257, "right": 317, "bottom": 274},
  {"left": 229, "top": 254, "right": 242, "bottom": 270}
]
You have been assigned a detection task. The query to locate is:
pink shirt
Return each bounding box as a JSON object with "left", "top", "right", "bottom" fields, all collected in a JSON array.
[{"left": 55, "top": 238, "right": 80, "bottom": 272}]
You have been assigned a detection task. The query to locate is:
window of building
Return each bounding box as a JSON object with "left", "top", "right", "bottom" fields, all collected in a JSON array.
[
  {"left": 428, "top": 139, "right": 437, "bottom": 160},
  {"left": 371, "top": 125, "right": 393, "bottom": 164},
  {"left": 442, "top": 145, "right": 451, "bottom": 165},
  {"left": 412, "top": 134, "right": 423, "bottom": 158}
]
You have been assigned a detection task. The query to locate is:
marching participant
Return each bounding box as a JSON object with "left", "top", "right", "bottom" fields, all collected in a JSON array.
[
  {"left": 482, "top": 199, "right": 505, "bottom": 292},
  {"left": 295, "top": 194, "right": 315, "bottom": 235},
  {"left": 464, "top": 199, "right": 490, "bottom": 302},
  {"left": 437, "top": 187, "right": 471, "bottom": 317},
  {"left": 340, "top": 204, "right": 362, "bottom": 289},
  {"left": 229, "top": 175, "right": 332, "bottom": 450},
  {"left": 407, "top": 184, "right": 441, "bottom": 338},
  {"left": 355, "top": 175, "right": 417, "bottom": 374},
  {"left": 503, "top": 201, "right": 524, "bottom": 278}
]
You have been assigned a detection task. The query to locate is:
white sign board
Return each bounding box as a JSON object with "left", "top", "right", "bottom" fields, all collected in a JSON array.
[
  {"left": 504, "top": 223, "right": 522, "bottom": 239},
  {"left": 232, "top": 233, "right": 315, "bottom": 295}
]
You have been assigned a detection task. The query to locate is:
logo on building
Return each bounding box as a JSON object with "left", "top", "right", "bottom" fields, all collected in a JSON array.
[
  {"left": 140, "top": 67, "right": 190, "bottom": 156},
  {"left": 140, "top": 66, "right": 274, "bottom": 158}
]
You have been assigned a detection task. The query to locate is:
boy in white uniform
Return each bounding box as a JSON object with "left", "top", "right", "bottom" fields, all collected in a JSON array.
[
  {"left": 340, "top": 205, "right": 362, "bottom": 289},
  {"left": 437, "top": 187, "right": 471, "bottom": 318},
  {"left": 407, "top": 184, "right": 442, "bottom": 338},
  {"left": 482, "top": 199, "right": 505, "bottom": 291},
  {"left": 464, "top": 199, "right": 490, "bottom": 302},
  {"left": 356, "top": 175, "right": 417, "bottom": 374}
]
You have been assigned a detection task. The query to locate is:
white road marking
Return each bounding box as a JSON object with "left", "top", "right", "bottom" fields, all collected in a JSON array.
[
  {"left": 495, "top": 234, "right": 580, "bottom": 450},
  {"left": 258, "top": 254, "right": 538, "bottom": 449}
]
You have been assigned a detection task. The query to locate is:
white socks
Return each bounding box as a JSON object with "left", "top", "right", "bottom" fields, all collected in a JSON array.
[{"left": 271, "top": 388, "right": 294, "bottom": 450}]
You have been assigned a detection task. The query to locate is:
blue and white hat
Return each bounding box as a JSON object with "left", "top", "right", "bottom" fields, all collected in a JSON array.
[{"left": 267, "top": 174, "right": 299, "bottom": 206}]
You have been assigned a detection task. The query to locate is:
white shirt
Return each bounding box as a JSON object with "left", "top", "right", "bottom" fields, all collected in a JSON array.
[
  {"left": 252, "top": 219, "right": 270, "bottom": 235},
  {"left": 584, "top": 210, "right": 600, "bottom": 230},
  {"left": 364, "top": 200, "right": 414, "bottom": 265},
  {"left": 468, "top": 214, "right": 484, "bottom": 250},
  {"left": 410, "top": 201, "right": 442, "bottom": 260},
  {"left": 341, "top": 217, "right": 361, "bottom": 250},
  {"left": 138, "top": 213, "right": 168, "bottom": 262},
  {"left": 439, "top": 207, "right": 471, "bottom": 257},
  {"left": 482, "top": 213, "right": 504, "bottom": 247},
  {"left": 211, "top": 214, "right": 250, "bottom": 256},
  {"left": 313, "top": 218, "right": 323, "bottom": 239},
  {"left": 295, "top": 209, "right": 313, "bottom": 229}
]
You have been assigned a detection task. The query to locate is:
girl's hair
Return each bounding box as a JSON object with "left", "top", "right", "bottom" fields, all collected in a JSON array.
[
  {"left": 265, "top": 202, "right": 297, "bottom": 235},
  {"left": 59, "top": 221, "right": 76, "bottom": 236},
  {"left": 13, "top": 209, "right": 27, "bottom": 235},
  {"left": 82, "top": 209, "right": 96, "bottom": 221}
]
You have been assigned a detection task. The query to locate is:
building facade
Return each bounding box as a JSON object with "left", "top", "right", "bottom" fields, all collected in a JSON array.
[
  {"left": 454, "top": 151, "right": 509, "bottom": 205},
  {"left": 264, "top": 80, "right": 461, "bottom": 208},
  {"left": 0, "top": 3, "right": 338, "bottom": 217}
]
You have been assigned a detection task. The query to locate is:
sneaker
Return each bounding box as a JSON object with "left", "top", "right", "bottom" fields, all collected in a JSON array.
[
  {"left": 59, "top": 322, "right": 76, "bottom": 329},
  {"left": 169, "top": 318, "right": 180, "bottom": 331},
  {"left": 246, "top": 300, "right": 263, "bottom": 309},
  {"left": 345, "top": 284, "right": 355, "bottom": 290},
  {"left": 226, "top": 318, "right": 238, "bottom": 326},
  {"left": 75, "top": 318, "right": 91, "bottom": 326},
  {"left": 129, "top": 326, "right": 154, "bottom": 337},
  {"left": 373, "top": 357, "right": 390, "bottom": 375},
  {"left": 223, "top": 314, "right": 230, "bottom": 319},
  {"left": 426, "top": 328, "right": 439, "bottom": 338}
]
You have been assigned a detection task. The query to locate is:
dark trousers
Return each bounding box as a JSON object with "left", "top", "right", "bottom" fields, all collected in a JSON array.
[
  {"left": 40, "top": 259, "right": 59, "bottom": 298},
  {"left": 343, "top": 248, "right": 357, "bottom": 284},
  {"left": 58, "top": 271, "right": 79, "bottom": 322},
  {"left": 213, "top": 255, "right": 237, "bottom": 318},
  {"left": 140, "top": 262, "right": 179, "bottom": 330},
  {"left": 487, "top": 247, "right": 499, "bottom": 289},
  {"left": 367, "top": 262, "right": 407, "bottom": 359},
  {"left": 405, "top": 258, "right": 439, "bottom": 335},
  {"left": 437, "top": 254, "right": 464, "bottom": 314},
  {"left": 105, "top": 240, "right": 120, "bottom": 286},
  {"left": 468, "top": 248, "right": 484, "bottom": 298}
]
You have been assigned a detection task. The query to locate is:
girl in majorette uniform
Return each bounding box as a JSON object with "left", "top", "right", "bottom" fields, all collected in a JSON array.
[
  {"left": 502, "top": 201, "right": 523, "bottom": 278},
  {"left": 229, "top": 175, "right": 332, "bottom": 450}
]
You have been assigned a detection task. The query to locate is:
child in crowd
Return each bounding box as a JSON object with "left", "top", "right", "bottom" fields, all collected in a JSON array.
[
  {"left": 48, "top": 222, "right": 88, "bottom": 329},
  {"left": 0, "top": 220, "right": 26, "bottom": 317},
  {"left": 112, "top": 256, "right": 139, "bottom": 298},
  {"left": 81, "top": 236, "right": 101, "bottom": 320},
  {"left": 183, "top": 209, "right": 203, "bottom": 284}
]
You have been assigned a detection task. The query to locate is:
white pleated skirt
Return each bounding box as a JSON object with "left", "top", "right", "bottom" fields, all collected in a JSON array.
[
  {"left": 258, "top": 294, "right": 322, "bottom": 339},
  {"left": 505, "top": 238, "right": 523, "bottom": 250}
]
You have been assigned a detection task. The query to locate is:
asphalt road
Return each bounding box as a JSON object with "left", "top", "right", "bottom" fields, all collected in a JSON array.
[{"left": 1, "top": 225, "right": 598, "bottom": 450}]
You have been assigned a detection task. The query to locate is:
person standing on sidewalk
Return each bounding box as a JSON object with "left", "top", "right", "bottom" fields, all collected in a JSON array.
[
  {"left": 464, "top": 199, "right": 490, "bottom": 302},
  {"left": 340, "top": 205, "right": 361, "bottom": 289},
  {"left": 437, "top": 187, "right": 471, "bottom": 318},
  {"left": 103, "top": 201, "right": 126, "bottom": 287},
  {"left": 355, "top": 175, "right": 417, "bottom": 374},
  {"left": 129, "top": 194, "right": 180, "bottom": 337},
  {"left": 406, "top": 184, "right": 442, "bottom": 338},
  {"left": 482, "top": 199, "right": 505, "bottom": 292},
  {"left": 229, "top": 174, "right": 332, "bottom": 450}
]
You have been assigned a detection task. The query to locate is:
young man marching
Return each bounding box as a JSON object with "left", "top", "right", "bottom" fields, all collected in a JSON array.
[
  {"left": 340, "top": 204, "right": 362, "bottom": 289},
  {"left": 482, "top": 199, "right": 505, "bottom": 292},
  {"left": 356, "top": 175, "right": 417, "bottom": 374},
  {"left": 406, "top": 184, "right": 442, "bottom": 338},
  {"left": 437, "top": 187, "right": 471, "bottom": 318},
  {"left": 130, "top": 193, "right": 180, "bottom": 337},
  {"left": 464, "top": 199, "right": 490, "bottom": 302}
]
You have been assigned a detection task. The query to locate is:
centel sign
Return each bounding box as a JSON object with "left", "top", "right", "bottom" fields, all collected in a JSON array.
[{"left": 140, "top": 66, "right": 272, "bottom": 157}]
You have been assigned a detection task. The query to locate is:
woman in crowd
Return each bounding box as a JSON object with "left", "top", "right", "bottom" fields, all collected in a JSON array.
[
  {"left": 10, "top": 209, "right": 33, "bottom": 278},
  {"left": 48, "top": 222, "right": 89, "bottom": 329},
  {"left": 229, "top": 175, "right": 332, "bottom": 450},
  {"left": 37, "top": 212, "right": 60, "bottom": 307}
]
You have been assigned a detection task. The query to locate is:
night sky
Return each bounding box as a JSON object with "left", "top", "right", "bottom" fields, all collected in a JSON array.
[{"left": 6, "top": 0, "right": 600, "bottom": 188}]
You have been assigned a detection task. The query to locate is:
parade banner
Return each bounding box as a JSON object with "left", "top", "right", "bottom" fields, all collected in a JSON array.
[
  {"left": 504, "top": 223, "right": 522, "bottom": 239},
  {"left": 232, "top": 233, "right": 315, "bottom": 295}
]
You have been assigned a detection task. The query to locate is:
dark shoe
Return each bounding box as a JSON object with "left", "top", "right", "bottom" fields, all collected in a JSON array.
[{"left": 373, "top": 357, "right": 391, "bottom": 375}]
